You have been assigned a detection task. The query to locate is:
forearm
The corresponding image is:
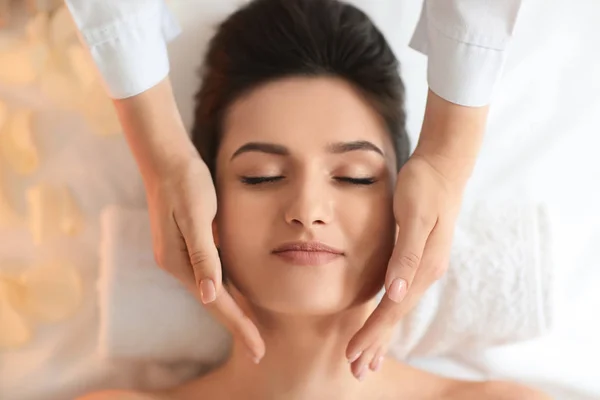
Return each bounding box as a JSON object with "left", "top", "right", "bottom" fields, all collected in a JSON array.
[
  {"left": 113, "top": 77, "right": 197, "bottom": 180},
  {"left": 409, "top": 0, "right": 522, "bottom": 174},
  {"left": 65, "top": 0, "right": 190, "bottom": 176},
  {"left": 414, "top": 90, "right": 488, "bottom": 182}
]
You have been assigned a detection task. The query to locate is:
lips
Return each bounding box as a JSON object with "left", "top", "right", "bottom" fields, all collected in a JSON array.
[
  {"left": 272, "top": 241, "right": 343, "bottom": 266},
  {"left": 273, "top": 241, "right": 343, "bottom": 254}
]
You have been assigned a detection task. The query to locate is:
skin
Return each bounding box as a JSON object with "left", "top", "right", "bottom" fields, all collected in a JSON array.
[
  {"left": 80, "top": 77, "right": 550, "bottom": 400},
  {"left": 111, "top": 71, "right": 489, "bottom": 369},
  {"left": 0, "top": 0, "right": 61, "bottom": 27},
  {"left": 114, "top": 78, "right": 265, "bottom": 356},
  {"left": 346, "top": 90, "right": 489, "bottom": 372}
]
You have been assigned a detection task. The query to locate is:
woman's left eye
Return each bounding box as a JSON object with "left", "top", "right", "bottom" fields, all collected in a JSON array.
[{"left": 335, "top": 177, "right": 376, "bottom": 185}]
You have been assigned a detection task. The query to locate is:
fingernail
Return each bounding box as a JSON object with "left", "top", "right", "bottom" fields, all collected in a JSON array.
[
  {"left": 372, "top": 356, "right": 384, "bottom": 372},
  {"left": 348, "top": 351, "right": 362, "bottom": 363},
  {"left": 387, "top": 278, "right": 407, "bottom": 303},
  {"left": 356, "top": 366, "right": 367, "bottom": 381},
  {"left": 246, "top": 351, "right": 261, "bottom": 364},
  {"left": 200, "top": 279, "right": 217, "bottom": 304}
]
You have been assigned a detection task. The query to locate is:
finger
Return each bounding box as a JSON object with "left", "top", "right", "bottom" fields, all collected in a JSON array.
[
  {"left": 150, "top": 214, "right": 197, "bottom": 285},
  {"left": 346, "top": 224, "right": 453, "bottom": 360},
  {"left": 369, "top": 348, "right": 385, "bottom": 372},
  {"left": 346, "top": 295, "right": 400, "bottom": 360},
  {"left": 350, "top": 345, "right": 378, "bottom": 381},
  {"left": 174, "top": 209, "right": 222, "bottom": 303},
  {"left": 385, "top": 213, "right": 434, "bottom": 303},
  {"left": 184, "top": 265, "right": 265, "bottom": 362},
  {"left": 173, "top": 210, "right": 266, "bottom": 362},
  {"left": 386, "top": 221, "right": 453, "bottom": 318},
  {"left": 204, "top": 289, "right": 266, "bottom": 362},
  {"left": 387, "top": 223, "right": 454, "bottom": 316}
]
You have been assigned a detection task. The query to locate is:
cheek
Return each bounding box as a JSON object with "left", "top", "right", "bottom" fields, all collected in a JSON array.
[
  {"left": 339, "top": 189, "right": 395, "bottom": 283},
  {"left": 218, "top": 197, "right": 262, "bottom": 245},
  {"left": 341, "top": 189, "right": 394, "bottom": 245},
  {"left": 216, "top": 188, "right": 275, "bottom": 276}
]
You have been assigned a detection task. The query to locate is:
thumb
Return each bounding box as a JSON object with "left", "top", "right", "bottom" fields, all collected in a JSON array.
[
  {"left": 175, "top": 211, "right": 222, "bottom": 305},
  {"left": 385, "top": 216, "right": 432, "bottom": 303}
]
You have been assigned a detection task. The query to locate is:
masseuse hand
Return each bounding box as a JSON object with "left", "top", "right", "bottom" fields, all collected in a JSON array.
[
  {"left": 115, "top": 78, "right": 265, "bottom": 363},
  {"left": 145, "top": 155, "right": 265, "bottom": 360},
  {"left": 346, "top": 91, "right": 487, "bottom": 377}
]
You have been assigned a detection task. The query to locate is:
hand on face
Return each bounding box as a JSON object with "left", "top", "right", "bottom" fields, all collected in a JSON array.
[
  {"left": 345, "top": 152, "right": 467, "bottom": 380},
  {"left": 143, "top": 155, "right": 265, "bottom": 362},
  {"left": 187, "top": 76, "right": 467, "bottom": 382}
]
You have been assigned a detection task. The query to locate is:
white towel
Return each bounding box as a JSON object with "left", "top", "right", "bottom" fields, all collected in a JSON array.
[
  {"left": 389, "top": 202, "right": 554, "bottom": 359},
  {"left": 97, "top": 207, "right": 231, "bottom": 364},
  {"left": 98, "top": 202, "right": 553, "bottom": 364}
]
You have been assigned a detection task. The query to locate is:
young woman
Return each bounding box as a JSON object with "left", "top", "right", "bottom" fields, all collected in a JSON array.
[
  {"left": 65, "top": 0, "right": 510, "bottom": 360},
  {"left": 81, "top": 1, "right": 546, "bottom": 399}
]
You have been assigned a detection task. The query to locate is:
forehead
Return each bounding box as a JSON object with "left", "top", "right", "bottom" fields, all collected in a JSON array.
[{"left": 219, "top": 76, "right": 394, "bottom": 156}]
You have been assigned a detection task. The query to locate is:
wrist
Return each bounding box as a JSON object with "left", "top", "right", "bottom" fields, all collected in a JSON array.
[
  {"left": 412, "top": 147, "right": 475, "bottom": 185},
  {"left": 414, "top": 90, "right": 488, "bottom": 182},
  {"left": 135, "top": 136, "right": 199, "bottom": 182},
  {"left": 113, "top": 77, "right": 199, "bottom": 181}
]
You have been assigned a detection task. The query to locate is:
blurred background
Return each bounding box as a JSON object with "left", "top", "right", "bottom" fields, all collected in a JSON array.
[{"left": 0, "top": 0, "right": 599, "bottom": 399}]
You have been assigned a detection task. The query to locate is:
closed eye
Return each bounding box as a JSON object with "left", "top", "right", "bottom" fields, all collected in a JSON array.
[
  {"left": 240, "top": 176, "right": 376, "bottom": 186},
  {"left": 335, "top": 177, "right": 376, "bottom": 185},
  {"left": 240, "top": 176, "right": 284, "bottom": 185}
]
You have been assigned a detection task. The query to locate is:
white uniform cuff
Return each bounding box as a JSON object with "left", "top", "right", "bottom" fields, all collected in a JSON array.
[
  {"left": 410, "top": 18, "right": 507, "bottom": 107},
  {"left": 78, "top": 2, "right": 181, "bottom": 99}
]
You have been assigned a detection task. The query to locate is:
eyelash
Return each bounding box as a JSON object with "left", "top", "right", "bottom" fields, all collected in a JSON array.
[
  {"left": 241, "top": 176, "right": 283, "bottom": 185},
  {"left": 240, "top": 176, "right": 376, "bottom": 186},
  {"left": 336, "top": 177, "right": 376, "bottom": 185}
]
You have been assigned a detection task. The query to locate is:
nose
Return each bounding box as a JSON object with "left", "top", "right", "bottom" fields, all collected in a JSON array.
[{"left": 284, "top": 177, "right": 334, "bottom": 227}]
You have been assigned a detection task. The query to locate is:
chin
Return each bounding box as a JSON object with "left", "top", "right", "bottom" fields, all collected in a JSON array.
[
  {"left": 259, "top": 295, "right": 354, "bottom": 316},
  {"left": 223, "top": 253, "right": 388, "bottom": 316},
  {"left": 236, "top": 278, "right": 383, "bottom": 317}
]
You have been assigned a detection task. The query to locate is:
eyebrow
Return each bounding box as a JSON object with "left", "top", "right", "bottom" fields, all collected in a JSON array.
[
  {"left": 231, "top": 140, "right": 384, "bottom": 160},
  {"left": 326, "top": 140, "right": 384, "bottom": 157}
]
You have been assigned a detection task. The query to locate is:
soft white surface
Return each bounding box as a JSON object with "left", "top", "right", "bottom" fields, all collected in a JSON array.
[
  {"left": 0, "top": 0, "right": 599, "bottom": 399},
  {"left": 97, "top": 206, "right": 232, "bottom": 364}
]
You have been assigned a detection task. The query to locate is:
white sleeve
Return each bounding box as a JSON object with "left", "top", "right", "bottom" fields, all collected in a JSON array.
[
  {"left": 64, "top": 0, "right": 181, "bottom": 99},
  {"left": 410, "top": 0, "right": 524, "bottom": 107}
]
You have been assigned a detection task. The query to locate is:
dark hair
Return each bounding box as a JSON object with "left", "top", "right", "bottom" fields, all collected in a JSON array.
[{"left": 191, "top": 0, "right": 409, "bottom": 178}]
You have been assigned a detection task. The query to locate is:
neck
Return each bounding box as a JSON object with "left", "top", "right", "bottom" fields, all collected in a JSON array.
[{"left": 224, "top": 301, "right": 378, "bottom": 400}]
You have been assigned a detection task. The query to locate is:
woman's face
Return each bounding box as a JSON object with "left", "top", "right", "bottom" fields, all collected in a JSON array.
[{"left": 214, "top": 77, "right": 397, "bottom": 315}]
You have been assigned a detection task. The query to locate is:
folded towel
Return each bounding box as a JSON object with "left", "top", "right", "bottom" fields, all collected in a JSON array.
[
  {"left": 97, "top": 207, "right": 231, "bottom": 364},
  {"left": 389, "top": 202, "right": 554, "bottom": 359},
  {"left": 98, "top": 202, "right": 553, "bottom": 364}
]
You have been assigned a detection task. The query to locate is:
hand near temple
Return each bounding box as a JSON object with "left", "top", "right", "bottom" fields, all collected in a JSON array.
[{"left": 346, "top": 90, "right": 487, "bottom": 376}]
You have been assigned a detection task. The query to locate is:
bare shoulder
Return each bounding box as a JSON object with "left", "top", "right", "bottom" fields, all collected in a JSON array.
[
  {"left": 76, "top": 390, "right": 167, "bottom": 400},
  {"left": 447, "top": 380, "right": 552, "bottom": 400}
]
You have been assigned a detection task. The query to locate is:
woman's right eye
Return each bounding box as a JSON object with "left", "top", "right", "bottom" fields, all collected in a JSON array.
[{"left": 240, "top": 176, "right": 284, "bottom": 185}]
